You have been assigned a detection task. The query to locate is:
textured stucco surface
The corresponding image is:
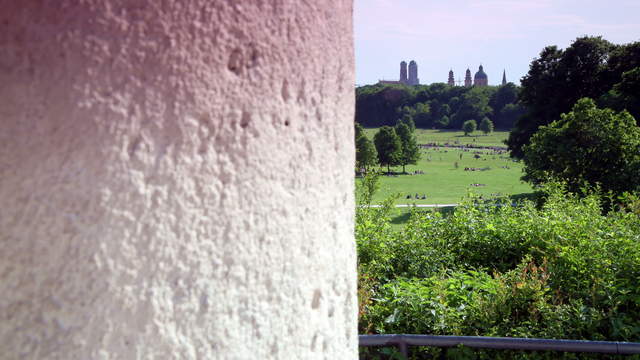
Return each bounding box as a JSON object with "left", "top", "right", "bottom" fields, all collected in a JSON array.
[{"left": 0, "top": 1, "right": 356, "bottom": 359}]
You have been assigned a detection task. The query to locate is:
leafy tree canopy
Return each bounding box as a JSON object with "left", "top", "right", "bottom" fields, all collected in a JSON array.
[
  {"left": 479, "top": 117, "right": 494, "bottom": 135},
  {"left": 355, "top": 123, "right": 377, "bottom": 173},
  {"left": 508, "top": 36, "right": 640, "bottom": 158},
  {"left": 373, "top": 126, "right": 402, "bottom": 173},
  {"left": 356, "top": 82, "right": 521, "bottom": 130},
  {"left": 462, "top": 119, "right": 477, "bottom": 136},
  {"left": 394, "top": 123, "right": 421, "bottom": 173},
  {"left": 522, "top": 98, "right": 640, "bottom": 196}
]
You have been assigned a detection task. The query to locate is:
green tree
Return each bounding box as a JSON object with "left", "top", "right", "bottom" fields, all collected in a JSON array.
[
  {"left": 356, "top": 85, "right": 415, "bottom": 127},
  {"left": 412, "top": 102, "right": 430, "bottom": 128},
  {"left": 601, "top": 67, "right": 640, "bottom": 122},
  {"left": 508, "top": 36, "right": 617, "bottom": 158},
  {"left": 522, "top": 98, "right": 640, "bottom": 196},
  {"left": 489, "top": 83, "right": 519, "bottom": 112},
  {"left": 437, "top": 115, "right": 450, "bottom": 128},
  {"left": 496, "top": 103, "right": 526, "bottom": 129},
  {"left": 451, "top": 87, "right": 494, "bottom": 129},
  {"left": 398, "top": 113, "right": 416, "bottom": 131},
  {"left": 373, "top": 126, "right": 402, "bottom": 174},
  {"left": 395, "top": 123, "right": 421, "bottom": 173},
  {"left": 355, "top": 123, "right": 377, "bottom": 174},
  {"left": 479, "top": 117, "right": 494, "bottom": 135},
  {"left": 462, "top": 119, "right": 477, "bottom": 136}
]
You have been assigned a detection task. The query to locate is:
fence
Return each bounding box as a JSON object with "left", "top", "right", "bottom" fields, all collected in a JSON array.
[{"left": 360, "top": 334, "right": 640, "bottom": 358}]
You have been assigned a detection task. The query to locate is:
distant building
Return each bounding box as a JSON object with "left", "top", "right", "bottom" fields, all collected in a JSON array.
[
  {"left": 378, "top": 60, "right": 420, "bottom": 85},
  {"left": 400, "top": 61, "right": 408, "bottom": 83},
  {"left": 502, "top": 70, "right": 507, "bottom": 86},
  {"left": 448, "top": 69, "right": 455, "bottom": 86},
  {"left": 464, "top": 69, "right": 472, "bottom": 87},
  {"left": 408, "top": 61, "right": 419, "bottom": 85},
  {"left": 473, "top": 65, "right": 488, "bottom": 86}
]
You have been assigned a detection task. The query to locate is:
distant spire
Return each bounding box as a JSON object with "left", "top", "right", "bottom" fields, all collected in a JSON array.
[
  {"left": 464, "top": 68, "right": 472, "bottom": 87},
  {"left": 502, "top": 70, "right": 507, "bottom": 86},
  {"left": 448, "top": 69, "right": 455, "bottom": 86}
]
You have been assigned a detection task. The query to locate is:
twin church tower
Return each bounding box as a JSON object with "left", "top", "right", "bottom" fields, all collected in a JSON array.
[{"left": 380, "top": 61, "right": 507, "bottom": 87}]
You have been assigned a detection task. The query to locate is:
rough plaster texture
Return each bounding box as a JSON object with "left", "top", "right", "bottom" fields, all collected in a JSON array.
[{"left": 0, "top": 1, "right": 356, "bottom": 359}]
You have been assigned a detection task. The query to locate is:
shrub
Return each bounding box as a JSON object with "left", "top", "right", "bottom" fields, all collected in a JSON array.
[{"left": 357, "top": 179, "right": 640, "bottom": 359}]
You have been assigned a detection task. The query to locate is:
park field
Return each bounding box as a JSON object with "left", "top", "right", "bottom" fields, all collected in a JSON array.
[
  {"left": 357, "top": 129, "right": 533, "bottom": 205},
  {"left": 362, "top": 128, "right": 509, "bottom": 147}
]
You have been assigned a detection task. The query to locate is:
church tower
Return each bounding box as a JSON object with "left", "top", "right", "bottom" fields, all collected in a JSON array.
[
  {"left": 448, "top": 69, "right": 455, "bottom": 86},
  {"left": 464, "top": 68, "right": 472, "bottom": 87},
  {"left": 502, "top": 70, "right": 507, "bottom": 86},
  {"left": 408, "top": 60, "right": 419, "bottom": 85},
  {"left": 473, "top": 65, "right": 488, "bottom": 87},
  {"left": 400, "top": 61, "right": 408, "bottom": 84}
]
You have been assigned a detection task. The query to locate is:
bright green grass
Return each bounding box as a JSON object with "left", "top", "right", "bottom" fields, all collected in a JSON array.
[
  {"left": 357, "top": 129, "right": 533, "bottom": 205},
  {"left": 363, "top": 128, "right": 509, "bottom": 147}
]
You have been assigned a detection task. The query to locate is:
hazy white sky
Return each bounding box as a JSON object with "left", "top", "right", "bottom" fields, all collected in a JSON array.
[{"left": 355, "top": 0, "right": 640, "bottom": 86}]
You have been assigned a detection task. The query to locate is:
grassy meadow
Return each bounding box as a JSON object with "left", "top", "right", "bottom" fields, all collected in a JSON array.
[
  {"left": 357, "top": 129, "right": 533, "bottom": 205},
  {"left": 362, "top": 128, "right": 509, "bottom": 147}
]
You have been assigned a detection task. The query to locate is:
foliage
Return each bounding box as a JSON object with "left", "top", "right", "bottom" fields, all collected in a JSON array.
[
  {"left": 355, "top": 123, "right": 378, "bottom": 173},
  {"left": 522, "top": 98, "right": 640, "bottom": 196},
  {"left": 479, "top": 117, "right": 494, "bottom": 135},
  {"left": 508, "top": 36, "right": 640, "bottom": 158},
  {"left": 462, "top": 120, "right": 477, "bottom": 136},
  {"left": 496, "top": 102, "right": 526, "bottom": 130},
  {"left": 451, "top": 87, "right": 493, "bottom": 129},
  {"left": 356, "top": 85, "right": 416, "bottom": 127},
  {"left": 356, "top": 82, "right": 521, "bottom": 130},
  {"left": 357, "top": 179, "right": 640, "bottom": 359},
  {"left": 373, "top": 126, "right": 402, "bottom": 173},
  {"left": 601, "top": 67, "right": 640, "bottom": 121},
  {"left": 394, "top": 123, "right": 421, "bottom": 173}
]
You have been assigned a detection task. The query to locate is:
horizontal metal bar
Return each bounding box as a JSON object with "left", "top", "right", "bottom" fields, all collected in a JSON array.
[{"left": 359, "top": 335, "right": 640, "bottom": 355}]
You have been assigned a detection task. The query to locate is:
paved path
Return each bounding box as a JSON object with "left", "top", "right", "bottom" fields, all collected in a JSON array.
[{"left": 362, "top": 204, "right": 458, "bottom": 208}]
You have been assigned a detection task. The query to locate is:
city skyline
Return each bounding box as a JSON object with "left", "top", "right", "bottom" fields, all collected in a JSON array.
[{"left": 355, "top": 0, "right": 640, "bottom": 86}]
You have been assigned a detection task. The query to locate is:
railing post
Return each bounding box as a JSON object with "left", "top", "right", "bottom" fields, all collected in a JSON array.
[{"left": 398, "top": 338, "right": 408, "bottom": 359}]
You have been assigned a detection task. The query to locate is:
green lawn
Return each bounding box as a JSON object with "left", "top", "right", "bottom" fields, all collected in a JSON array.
[
  {"left": 357, "top": 129, "right": 533, "bottom": 205},
  {"left": 363, "top": 128, "right": 509, "bottom": 147}
]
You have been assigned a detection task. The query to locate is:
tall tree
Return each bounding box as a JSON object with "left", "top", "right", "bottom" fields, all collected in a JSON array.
[
  {"left": 489, "top": 83, "right": 519, "bottom": 118},
  {"left": 522, "top": 98, "right": 640, "bottom": 196},
  {"left": 395, "top": 123, "right": 421, "bottom": 173},
  {"left": 373, "top": 126, "right": 402, "bottom": 174},
  {"left": 508, "top": 36, "right": 615, "bottom": 158},
  {"left": 479, "top": 117, "right": 494, "bottom": 135},
  {"left": 355, "top": 123, "right": 377, "bottom": 174}
]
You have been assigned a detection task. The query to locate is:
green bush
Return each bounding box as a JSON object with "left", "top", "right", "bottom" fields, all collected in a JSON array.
[{"left": 357, "top": 174, "right": 640, "bottom": 358}]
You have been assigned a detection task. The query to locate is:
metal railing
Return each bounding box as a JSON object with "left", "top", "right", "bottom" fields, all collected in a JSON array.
[{"left": 360, "top": 334, "right": 640, "bottom": 358}]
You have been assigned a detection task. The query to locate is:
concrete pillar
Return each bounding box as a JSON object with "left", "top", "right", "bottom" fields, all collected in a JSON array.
[{"left": 0, "top": 1, "right": 356, "bottom": 359}]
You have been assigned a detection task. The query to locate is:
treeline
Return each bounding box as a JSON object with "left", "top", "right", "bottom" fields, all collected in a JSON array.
[
  {"left": 508, "top": 36, "right": 640, "bottom": 158},
  {"left": 510, "top": 36, "right": 640, "bottom": 198},
  {"left": 355, "top": 82, "right": 525, "bottom": 130},
  {"left": 355, "top": 122, "right": 420, "bottom": 174}
]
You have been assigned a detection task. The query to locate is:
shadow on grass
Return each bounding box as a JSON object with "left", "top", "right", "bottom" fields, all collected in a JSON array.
[
  {"left": 390, "top": 206, "right": 457, "bottom": 226},
  {"left": 390, "top": 211, "right": 412, "bottom": 225},
  {"left": 508, "top": 192, "right": 539, "bottom": 203}
]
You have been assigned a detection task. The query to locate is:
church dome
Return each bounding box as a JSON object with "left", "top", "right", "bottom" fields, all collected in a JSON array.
[{"left": 474, "top": 65, "right": 487, "bottom": 79}]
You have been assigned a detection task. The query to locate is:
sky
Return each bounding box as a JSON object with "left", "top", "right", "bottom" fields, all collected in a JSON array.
[{"left": 355, "top": 0, "right": 640, "bottom": 86}]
